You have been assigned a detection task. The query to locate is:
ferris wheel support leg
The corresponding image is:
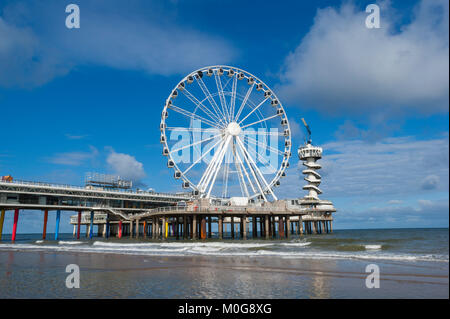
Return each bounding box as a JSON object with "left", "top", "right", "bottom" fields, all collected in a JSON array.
[
  {"left": 235, "top": 137, "right": 268, "bottom": 201},
  {"left": 206, "top": 136, "right": 232, "bottom": 198},
  {"left": 198, "top": 139, "right": 226, "bottom": 192}
]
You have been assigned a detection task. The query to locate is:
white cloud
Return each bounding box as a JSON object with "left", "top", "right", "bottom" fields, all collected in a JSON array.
[
  {"left": 0, "top": 0, "right": 235, "bottom": 87},
  {"left": 47, "top": 146, "right": 98, "bottom": 166},
  {"left": 276, "top": 134, "right": 449, "bottom": 199},
  {"left": 335, "top": 198, "right": 449, "bottom": 228},
  {"left": 319, "top": 135, "right": 449, "bottom": 197},
  {"left": 421, "top": 174, "right": 440, "bottom": 190},
  {"left": 278, "top": 0, "right": 449, "bottom": 116},
  {"left": 0, "top": 17, "right": 69, "bottom": 87},
  {"left": 106, "top": 150, "right": 146, "bottom": 183}
]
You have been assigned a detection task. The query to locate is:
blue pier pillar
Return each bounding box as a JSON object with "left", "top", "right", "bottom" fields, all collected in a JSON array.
[
  {"left": 55, "top": 210, "right": 61, "bottom": 241},
  {"left": 89, "top": 211, "right": 94, "bottom": 239},
  {"left": 106, "top": 219, "right": 110, "bottom": 238}
]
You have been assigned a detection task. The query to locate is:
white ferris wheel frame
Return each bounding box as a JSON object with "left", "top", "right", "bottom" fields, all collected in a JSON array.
[{"left": 160, "top": 65, "right": 292, "bottom": 201}]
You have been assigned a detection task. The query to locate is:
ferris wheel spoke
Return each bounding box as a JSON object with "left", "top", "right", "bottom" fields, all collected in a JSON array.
[
  {"left": 229, "top": 73, "right": 238, "bottom": 120},
  {"left": 235, "top": 83, "right": 254, "bottom": 122},
  {"left": 240, "top": 114, "right": 280, "bottom": 130},
  {"left": 214, "top": 72, "right": 231, "bottom": 122},
  {"left": 206, "top": 135, "right": 232, "bottom": 197},
  {"left": 238, "top": 98, "right": 269, "bottom": 125},
  {"left": 182, "top": 137, "right": 223, "bottom": 176},
  {"left": 165, "top": 127, "right": 221, "bottom": 134},
  {"left": 233, "top": 141, "right": 251, "bottom": 196},
  {"left": 195, "top": 76, "right": 227, "bottom": 124},
  {"left": 235, "top": 138, "right": 267, "bottom": 200},
  {"left": 245, "top": 135, "right": 284, "bottom": 156},
  {"left": 242, "top": 138, "right": 279, "bottom": 174},
  {"left": 201, "top": 135, "right": 229, "bottom": 194},
  {"left": 243, "top": 130, "right": 284, "bottom": 136},
  {"left": 181, "top": 87, "right": 225, "bottom": 127},
  {"left": 236, "top": 136, "right": 277, "bottom": 200},
  {"left": 169, "top": 104, "right": 221, "bottom": 128},
  {"left": 170, "top": 133, "right": 221, "bottom": 154},
  {"left": 198, "top": 138, "right": 227, "bottom": 192},
  {"left": 222, "top": 148, "right": 232, "bottom": 198}
]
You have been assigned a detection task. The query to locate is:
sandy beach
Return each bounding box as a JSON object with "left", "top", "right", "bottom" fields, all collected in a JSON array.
[{"left": 0, "top": 249, "right": 448, "bottom": 298}]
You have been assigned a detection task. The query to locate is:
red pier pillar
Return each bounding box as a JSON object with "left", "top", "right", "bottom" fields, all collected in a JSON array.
[
  {"left": 118, "top": 220, "right": 123, "bottom": 239},
  {"left": 42, "top": 210, "right": 48, "bottom": 240},
  {"left": 11, "top": 209, "right": 19, "bottom": 242}
]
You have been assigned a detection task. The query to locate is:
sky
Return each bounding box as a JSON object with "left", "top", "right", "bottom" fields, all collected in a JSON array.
[{"left": 0, "top": 0, "right": 448, "bottom": 233}]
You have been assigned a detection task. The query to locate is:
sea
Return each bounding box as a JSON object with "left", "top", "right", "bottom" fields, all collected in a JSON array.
[{"left": 0, "top": 228, "right": 448, "bottom": 298}]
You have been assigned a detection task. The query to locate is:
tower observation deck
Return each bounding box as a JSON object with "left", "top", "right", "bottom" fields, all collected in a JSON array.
[{"left": 299, "top": 143, "right": 323, "bottom": 200}]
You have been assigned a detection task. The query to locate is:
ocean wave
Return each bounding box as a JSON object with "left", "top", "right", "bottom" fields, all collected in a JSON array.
[
  {"left": 0, "top": 241, "right": 447, "bottom": 263},
  {"left": 58, "top": 241, "right": 85, "bottom": 245}
]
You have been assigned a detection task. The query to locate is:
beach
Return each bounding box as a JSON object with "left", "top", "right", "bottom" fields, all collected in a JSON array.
[{"left": 0, "top": 228, "right": 448, "bottom": 298}]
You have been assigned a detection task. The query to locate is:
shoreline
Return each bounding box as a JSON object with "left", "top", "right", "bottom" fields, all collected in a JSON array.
[{"left": 1, "top": 249, "right": 448, "bottom": 298}]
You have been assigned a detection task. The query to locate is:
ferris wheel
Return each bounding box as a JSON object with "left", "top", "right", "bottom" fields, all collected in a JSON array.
[{"left": 160, "top": 65, "right": 291, "bottom": 202}]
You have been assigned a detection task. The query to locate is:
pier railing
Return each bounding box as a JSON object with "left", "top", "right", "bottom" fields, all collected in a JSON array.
[{"left": 0, "top": 180, "right": 191, "bottom": 199}]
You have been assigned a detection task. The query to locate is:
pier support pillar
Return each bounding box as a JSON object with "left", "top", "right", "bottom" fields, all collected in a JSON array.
[
  {"left": 42, "top": 210, "right": 48, "bottom": 240},
  {"left": 208, "top": 217, "right": 212, "bottom": 238},
  {"left": 329, "top": 220, "right": 333, "bottom": 233},
  {"left": 231, "top": 216, "right": 235, "bottom": 239},
  {"left": 0, "top": 209, "right": 5, "bottom": 241},
  {"left": 88, "top": 211, "right": 94, "bottom": 239},
  {"left": 12, "top": 209, "right": 19, "bottom": 242},
  {"left": 55, "top": 210, "right": 61, "bottom": 241},
  {"left": 278, "top": 216, "right": 284, "bottom": 239},
  {"left": 161, "top": 216, "right": 166, "bottom": 239},
  {"left": 218, "top": 216, "right": 223, "bottom": 239},
  {"left": 176, "top": 218, "right": 179, "bottom": 240},
  {"left": 252, "top": 216, "right": 257, "bottom": 238},
  {"left": 144, "top": 220, "right": 148, "bottom": 238},
  {"left": 312, "top": 221, "right": 317, "bottom": 234},
  {"left": 76, "top": 211, "right": 81, "bottom": 239},
  {"left": 200, "top": 216, "right": 206, "bottom": 239},
  {"left": 87, "top": 211, "right": 94, "bottom": 239},
  {"left": 118, "top": 220, "right": 123, "bottom": 238},
  {"left": 286, "top": 217, "right": 291, "bottom": 239},
  {"left": 242, "top": 216, "right": 247, "bottom": 240},
  {"left": 129, "top": 220, "right": 133, "bottom": 238},
  {"left": 183, "top": 216, "right": 187, "bottom": 239},
  {"left": 152, "top": 218, "right": 156, "bottom": 239},
  {"left": 259, "top": 217, "right": 263, "bottom": 237},
  {"left": 192, "top": 215, "right": 197, "bottom": 240},
  {"left": 105, "top": 220, "right": 109, "bottom": 238},
  {"left": 299, "top": 217, "right": 304, "bottom": 235},
  {"left": 265, "top": 216, "right": 269, "bottom": 239},
  {"left": 135, "top": 219, "right": 140, "bottom": 239}
]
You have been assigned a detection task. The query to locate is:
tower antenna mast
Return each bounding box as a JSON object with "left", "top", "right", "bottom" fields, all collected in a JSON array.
[{"left": 301, "top": 118, "right": 312, "bottom": 144}]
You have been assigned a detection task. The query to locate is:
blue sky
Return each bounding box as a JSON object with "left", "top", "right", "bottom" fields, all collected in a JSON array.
[{"left": 0, "top": 0, "right": 448, "bottom": 233}]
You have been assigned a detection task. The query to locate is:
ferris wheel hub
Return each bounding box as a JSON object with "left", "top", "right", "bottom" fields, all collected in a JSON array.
[{"left": 226, "top": 121, "right": 241, "bottom": 136}]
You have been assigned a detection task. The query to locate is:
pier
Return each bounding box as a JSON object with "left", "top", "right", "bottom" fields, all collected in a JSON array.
[{"left": 0, "top": 179, "right": 334, "bottom": 241}]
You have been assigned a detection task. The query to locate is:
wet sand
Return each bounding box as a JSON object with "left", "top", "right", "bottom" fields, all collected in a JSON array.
[{"left": 0, "top": 250, "right": 448, "bottom": 298}]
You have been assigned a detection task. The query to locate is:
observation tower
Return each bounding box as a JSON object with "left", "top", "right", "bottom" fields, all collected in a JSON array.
[{"left": 295, "top": 118, "right": 336, "bottom": 233}]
